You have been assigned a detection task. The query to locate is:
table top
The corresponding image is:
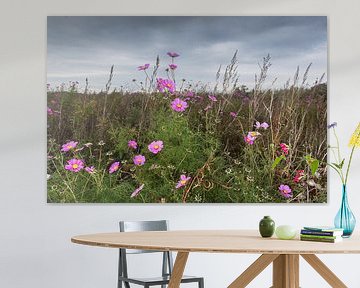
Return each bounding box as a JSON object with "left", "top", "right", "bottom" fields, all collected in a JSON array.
[{"left": 71, "top": 230, "right": 360, "bottom": 254}]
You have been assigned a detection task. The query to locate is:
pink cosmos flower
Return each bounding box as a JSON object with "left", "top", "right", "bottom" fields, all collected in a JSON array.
[
  {"left": 85, "top": 166, "right": 95, "bottom": 174},
  {"left": 280, "top": 143, "right": 289, "bottom": 155},
  {"left": 254, "top": 121, "right": 269, "bottom": 129},
  {"left": 176, "top": 174, "right": 191, "bottom": 189},
  {"left": 131, "top": 184, "right": 144, "bottom": 198},
  {"left": 157, "top": 78, "right": 176, "bottom": 93},
  {"left": 47, "top": 107, "right": 53, "bottom": 115},
  {"left": 128, "top": 140, "right": 138, "bottom": 150},
  {"left": 230, "top": 112, "right": 237, "bottom": 118},
  {"left": 279, "top": 184, "right": 293, "bottom": 198},
  {"left": 167, "top": 52, "right": 180, "bottom": 58},
  {"left": 61, "top": 141, "right": 78, "bottom": 152},
  {"left": 148, "top": 140, "right": 164, "bottom": 154},
  {"left": 65, "top": 158, "right": 84, "bottom": 172},
  {"left": 208, "top": 95, "right": 217, "bottom": 102},
  {"left": 294, "top": 170, "right": 305, "bottom": 183},
  {"left": 244, "top": 134, "right": 256, "bottom": 145},
  {"left": 171, "top": 98, "right": 188, "bottom": 112},
  {"left": 137, "top": 64, "right": 150, "bottom": 71},
  {"left": 169, "top": 64, "right": 177, "bottom": 70},
  {"left": 261, "top": 122, "right": 270, "bottom": 129},
  {"left": 133, "top": 155, "right": 146, "bottom": 166},
  {"left": 109, "top": 161, "right": 120, "bottom": 174}
]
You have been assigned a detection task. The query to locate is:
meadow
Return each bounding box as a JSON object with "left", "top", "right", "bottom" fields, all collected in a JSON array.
[{"left": 47, "top": 52, "right": 327, "bottom": 203}]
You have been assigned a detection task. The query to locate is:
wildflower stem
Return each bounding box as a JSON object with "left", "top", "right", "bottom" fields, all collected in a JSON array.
[{"left": 345, "top": 145, "right": 356, "bottom": 185}]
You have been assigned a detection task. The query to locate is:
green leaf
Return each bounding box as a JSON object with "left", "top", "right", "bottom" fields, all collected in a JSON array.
[
  {"left": 272, "top": 155, "right": 285, "bottom": 170},
  {"left": 310, "top": 159, "right": 319, "bottom": 175}
]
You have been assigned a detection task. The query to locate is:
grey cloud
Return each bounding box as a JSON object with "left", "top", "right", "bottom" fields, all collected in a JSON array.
[{"left": 47, "top": 16, "right": 327, "bottom": 90}]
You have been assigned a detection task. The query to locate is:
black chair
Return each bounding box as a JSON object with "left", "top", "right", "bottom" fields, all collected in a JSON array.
[{"left": 118, "top": 220, "right": 204, "bottom": 288}]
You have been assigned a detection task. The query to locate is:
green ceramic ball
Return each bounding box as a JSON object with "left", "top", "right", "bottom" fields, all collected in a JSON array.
[{"left": 275, "top": 225, "right": 297, "bottom": 240}]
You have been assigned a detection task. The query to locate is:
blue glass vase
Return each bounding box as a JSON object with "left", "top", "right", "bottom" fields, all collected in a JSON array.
[{"left": 334, "top": 185, "right": 356, "bottom": 237}]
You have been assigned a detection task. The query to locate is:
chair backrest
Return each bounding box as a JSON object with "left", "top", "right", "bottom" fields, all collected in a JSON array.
[
  {"left": 119, "top": 220, "right": 169, "bottom": 254},
  {"left": 118, "top": 220, "right": 174, "bottom": 282}
]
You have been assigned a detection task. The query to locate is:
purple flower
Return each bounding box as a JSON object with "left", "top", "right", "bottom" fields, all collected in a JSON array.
[
  {"left": 169, "top": 64, "right": 177, "bottom": 70},
  {"left": 176, "top": 174, "right": 191, "bottom": 189},
  {"left": 261, "top": 122, "right": 269, "bottom": 129},
  {"left": 64, "top": 159, "right": 84, "bottom": 172},
  {"left": 133, "top": 155, "right": 146, "bottom": 166},
  {"left": 280, "top": 143, "right": 289, "bottom": 155},
  {"left": 186, "top": 91, "right": 194, "bottom": 97},
  {"left": 109, "top": 161, "right": 120, "bottom": 174},
  {"left": 171, "top": 98, "right": 188, "bottom": 112},
  {"left": 85, "top": 166, "right": 95, "bottom": 174},
  {"left": 244, "top": 134, "right": 256, "bottom": 145},
  {"left": 157, "top": 78, "right": 176, "bottom": 94},
  {"left": 137, "top": 64, "right": 150, "bottom": 71},
  {"left": 128, "top": 140, "right": 138, "bottom": 150},
  {"left": 254, "top": 121, "right": 269, "bottom": 129},
  {"left": 47, "top": 107, "right": 53, "bottom": 115},
  {"left": 279, "top": 184, "right": 293, "bottom": 198},
  {"left": 208, "top": 95, "right": 217, "bottom": 102},
  {"left": 131, "top": 184, "right": 144, "bottom": 198},
  {"left": 254, "top": 121, "right": 262, "bottom": 129},
  {"left": 148, "top": 140, "right": 164, "bottom": 154},
  {"left": 230, "top": 112, "right": 237, "bottom": 118},
  {"left": 327, "top": 122, "right": 337, "bottom": 129},
  {"left": 167, "top": 52, "right": 180, "bottom": 58},
  {"left": 61, "top": 141, "right": 78, "bottom": 152}
]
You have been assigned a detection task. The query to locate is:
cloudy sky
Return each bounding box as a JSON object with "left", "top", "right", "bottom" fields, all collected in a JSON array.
[{"left": 47, "top": 16, "right": 327, "bottom": 91}]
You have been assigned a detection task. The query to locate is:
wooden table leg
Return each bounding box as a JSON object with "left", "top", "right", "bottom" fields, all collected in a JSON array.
[
  {"left": 168, "top": 252, "right": 189, "bottom": 288},
  {"left": 272, "top": 254, "right": 299, "bottom": 288},
  {"left": 301, "top": 254, "right": 347, "bottom": 288},
  {"left": 228, "top": 254, "right": 279, "bottom": 288}
]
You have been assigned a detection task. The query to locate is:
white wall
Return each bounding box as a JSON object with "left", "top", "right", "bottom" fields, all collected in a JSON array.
[{"left": 1, "top": 0, "right": 360, "bottom": 287}]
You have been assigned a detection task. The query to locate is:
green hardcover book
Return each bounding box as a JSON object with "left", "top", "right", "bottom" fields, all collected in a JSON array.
[
  {"left": 300, "top": 236, "right": 342, "bottom": 243},
  {"left": 303, "top": 226, "right": 344, "bottom": 233},
  {"left": 300, "top": 234, "right": 339, "bottom": 240}
]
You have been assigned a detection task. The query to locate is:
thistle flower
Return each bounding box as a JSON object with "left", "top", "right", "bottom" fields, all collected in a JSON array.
[
  {"left": 349, "top": 122, "right": 360, "bottom": 148},
  {"left": 61, "top": 141, "right": 78, "bottom": 152},
  {"left": 65, "top": 159, "right": 84, "bottom": 172},
  {"left": 133, "top": 155, "right": 146, "bottom": 166},
  {"left": 109, "top": 161, "right": 120, "bottom": 174},
  {"left": 279, "top": 184, "right": 292, "bottom": 198},
  {"left": 171, "top": 98, "right": 188, "bottom": 112},
  {"left": 131, "top": 184, "right": 144, "bottom": 198},
  {"left": 148, "top": 140, "right": 164, "bottom": 154},
  {"left": 137, "top": 63, "right": 150, "bottom": 71},
  {"left": 128, "top": 140, "right": 138, "bottom": 150},
  {"left": 169, "top": 64, "right": 177, "bottom": 70},
  {"left": 327, "top": 122, "right": 337, "bottom": 129},
  {"left": 176, "top": 174, "right": 191, "bottom": 189}
]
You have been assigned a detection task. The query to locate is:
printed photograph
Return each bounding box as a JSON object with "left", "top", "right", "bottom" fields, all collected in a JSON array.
[{"left": 47, "top": 16, "right": 328, "bottom": 203}]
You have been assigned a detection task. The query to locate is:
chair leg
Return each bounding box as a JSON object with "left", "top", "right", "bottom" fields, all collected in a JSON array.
[{"left": 198, "top": 278, "right": 204, "bottom": 288}]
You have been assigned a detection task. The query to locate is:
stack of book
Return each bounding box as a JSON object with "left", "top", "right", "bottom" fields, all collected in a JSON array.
[{"left": 300, "top": 226, "right": 344, "bottom": 243}]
